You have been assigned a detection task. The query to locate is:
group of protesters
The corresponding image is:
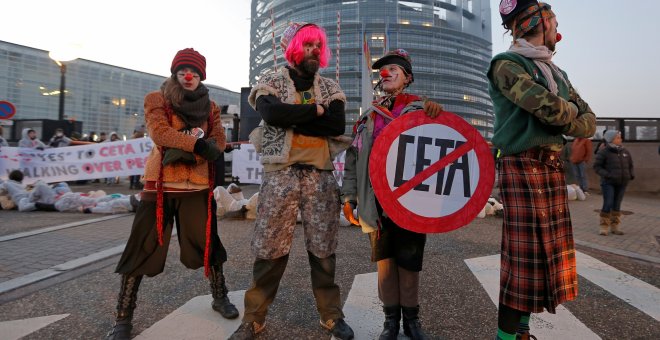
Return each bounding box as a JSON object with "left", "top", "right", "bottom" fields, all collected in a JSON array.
[
  {"left": 100, "top": 1, "right": 591, "bottom": 339},
  {"left": 1, "top": 1, "right": 638, "bottom": 339}
]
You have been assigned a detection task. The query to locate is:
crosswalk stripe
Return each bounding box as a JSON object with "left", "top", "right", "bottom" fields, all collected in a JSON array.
[
  {"left": 464, "top": 254, "right": 601, "bottom": 339},
  {"left": 135, "top": 291, "right": 245, "bottom": 339},
  {"left": 0, "top": 314, "right": 69, "bottom": 340},
  {"left": 341, "top": 272, "right": 383, "bottom": 339},
  {"left": 576, "top": 251, "right": 660, "bottom": 321}
]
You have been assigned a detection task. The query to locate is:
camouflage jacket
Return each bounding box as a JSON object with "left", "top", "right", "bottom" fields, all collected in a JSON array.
[{"left": 488, "top": 52, "right": 596, "bottom": 155}]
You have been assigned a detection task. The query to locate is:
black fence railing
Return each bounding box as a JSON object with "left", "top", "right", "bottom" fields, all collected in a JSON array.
[{"left": 594, "top": 118, "right": 660, "bottom": 142}]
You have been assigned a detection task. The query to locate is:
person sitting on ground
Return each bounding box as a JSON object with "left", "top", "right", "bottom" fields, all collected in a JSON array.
[
  {"left": 0, "top": 170, "right": 71, "bottom": 211},
  {"left": 213, "top": 183, "right": 259, "bottom": 219}
]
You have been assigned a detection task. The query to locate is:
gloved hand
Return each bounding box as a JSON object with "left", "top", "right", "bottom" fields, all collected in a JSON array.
[
  {"left": 343, "top": 201, "right": 359, "bottom": 226},
  {"left": 541, "top": 123, "right": 566, "bottom": 136},
  {"left": 193, "top": 139, "right": 222, "bottom": 161},
  {"left": 423, "top": 99, "right": 443, "bottom": 119},
  {"left": 162, "top": 148, "right": 196, "bottom": 166}
]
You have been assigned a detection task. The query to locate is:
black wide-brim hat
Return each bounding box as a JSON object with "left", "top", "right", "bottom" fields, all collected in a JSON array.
[
  {"left": 499, "top": 0, "right": 539, "bottom": 25},
  {"left": 372, "top": 48, "right": 413, "bottom": 78}
]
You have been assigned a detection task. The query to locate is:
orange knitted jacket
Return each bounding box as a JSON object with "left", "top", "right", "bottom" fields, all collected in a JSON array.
[{"left": 142, "top": 91, "right": 225, "bottom": 186}]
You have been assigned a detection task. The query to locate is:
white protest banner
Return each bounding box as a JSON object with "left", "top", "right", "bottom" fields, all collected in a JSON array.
[
  {"left": 0, "top": 139, "right": 153, "bottom": 184},
  {"left": 369, "top": 110, "right": 495, "bottom": 234},
  {"left": 231, "top": 143, "right": 346, "bottom": 186}
]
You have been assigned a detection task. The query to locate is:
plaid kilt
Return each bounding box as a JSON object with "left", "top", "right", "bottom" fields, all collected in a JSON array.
[{"left": 497, "top": 149, "right": 578, "bottom": 313}]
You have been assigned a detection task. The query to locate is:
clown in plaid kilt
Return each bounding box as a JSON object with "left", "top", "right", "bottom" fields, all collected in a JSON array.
[{"left": 488, "top": 1, "right": 596, "bottom": 339}]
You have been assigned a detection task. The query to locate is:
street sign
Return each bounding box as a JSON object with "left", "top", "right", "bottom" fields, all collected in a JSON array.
[
  {"left": 0, "top": 101, "right": 16, "bottom": 120},
  {"left": 369, "top": 110, "right": 495, "bottom": 233}
]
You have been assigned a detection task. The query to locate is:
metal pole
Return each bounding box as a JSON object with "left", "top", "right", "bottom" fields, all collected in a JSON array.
[{"left": 58, "top": 64, "right": 66, "bottom": 121}]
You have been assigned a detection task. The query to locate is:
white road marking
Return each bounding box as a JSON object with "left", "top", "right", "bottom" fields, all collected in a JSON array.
[
  {"left": 576, "top": 251, "right": 660, "bottom": 321},
  {"left": 0, "top": 314, "right": 69, "bottom": 340},
  {"left": 135, "top": 290, "right": 245, "bottom": 339},
  {"left": 340, "top": 272, "right": 410, "bottom": 339},
  {"left": 464, "top": 253, "right": 601, "bottom": 339}
]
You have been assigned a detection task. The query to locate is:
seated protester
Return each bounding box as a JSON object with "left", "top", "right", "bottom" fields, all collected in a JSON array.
[{"left": 0, "top": 170, "right": 69, "bottom": 212}]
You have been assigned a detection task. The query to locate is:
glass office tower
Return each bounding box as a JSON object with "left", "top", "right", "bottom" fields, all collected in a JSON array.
[
  {"left": 0, "top": 41, "right": 239, "bottom": 139},
  {"left": 249, "top": 0, "right": 494, "bottom": 137},
  {"left": 250, "top": 0, "right": 493, "bottom": 138}
]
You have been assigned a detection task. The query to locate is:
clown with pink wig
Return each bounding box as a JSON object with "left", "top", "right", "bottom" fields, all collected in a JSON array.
[{"left": 230, "top": 22, "right": 354, "bottom": 340}]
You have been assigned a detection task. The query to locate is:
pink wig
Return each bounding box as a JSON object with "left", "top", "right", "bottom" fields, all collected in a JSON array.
[{"left": 284, "top": 25, "right": 331, "bottom": 68}]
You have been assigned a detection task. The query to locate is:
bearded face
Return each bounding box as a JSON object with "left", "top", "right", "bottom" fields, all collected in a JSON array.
[{"left": 299, "top": 55, "right": 320, "bottom": 75}]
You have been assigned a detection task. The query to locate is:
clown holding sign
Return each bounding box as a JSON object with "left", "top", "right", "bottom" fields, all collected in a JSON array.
[{"left": 342, "top": 49, "right": 443, "bottom": 340}]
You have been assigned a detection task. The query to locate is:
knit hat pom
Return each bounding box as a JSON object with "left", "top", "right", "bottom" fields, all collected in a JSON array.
[{"left": 171, "top": 48, "right": 207, "bottom": 80}]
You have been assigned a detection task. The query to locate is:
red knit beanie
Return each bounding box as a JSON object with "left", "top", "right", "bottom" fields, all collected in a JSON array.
[{"left": 171, "top": 48, "right": 207, "bottom": 80}]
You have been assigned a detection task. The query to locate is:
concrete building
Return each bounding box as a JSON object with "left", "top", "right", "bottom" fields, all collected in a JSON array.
[
  {"left": 0, "top": 40, "right": 239, "bottom": 140},
  {"left": 249, "top": 0, "right": 494, "bottom": 136}
]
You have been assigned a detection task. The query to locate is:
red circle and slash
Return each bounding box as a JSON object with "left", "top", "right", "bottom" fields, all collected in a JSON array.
[
  {"left": 369, "top": 110, "right": 495, "bottom": 233},
  {"left": 0, "top": 101, "right": 16, "bottom": 120}
]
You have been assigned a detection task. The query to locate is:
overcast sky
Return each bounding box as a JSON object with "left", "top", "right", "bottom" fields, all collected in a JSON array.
[{"left": 2, "top": 0, "right": 659, "bottom": 118}]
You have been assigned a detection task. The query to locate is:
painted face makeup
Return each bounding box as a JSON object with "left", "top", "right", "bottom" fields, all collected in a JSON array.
[
  {"left": 176, "top": 68, "right": 200, "bottom": 90},
  {"left": 379, "top": 65, "right": 407, "bottom": 94}
]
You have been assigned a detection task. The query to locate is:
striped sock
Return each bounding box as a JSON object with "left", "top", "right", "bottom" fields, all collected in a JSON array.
[
  {"left": 517, "top": 314, "right": 531, "bottom": 334},
  {"left": 497, "top": 328, "right": 516, "bottom": 340}
]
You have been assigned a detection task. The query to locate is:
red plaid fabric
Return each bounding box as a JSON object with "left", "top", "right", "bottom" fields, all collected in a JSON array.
[{"left": 497, "top": 149, "right": 578, "bottom": 313}]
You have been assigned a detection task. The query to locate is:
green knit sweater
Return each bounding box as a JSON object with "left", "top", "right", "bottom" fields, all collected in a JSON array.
[{"left": 487, "top": 52, "right": 570, "bottom": 156}]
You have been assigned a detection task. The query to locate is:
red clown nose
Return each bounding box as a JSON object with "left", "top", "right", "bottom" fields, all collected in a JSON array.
[
  {"left": 556, "top": 33, "right": 562, "bottom": 42},
  {"left": 312, "top": 48, "right": 321, "bottom": 56},
  {"left": 184, "top": 73, "right": 193, "bottom": 81},
  {"left": 380, "top": 69, "right": 390, "bottom": 78}
]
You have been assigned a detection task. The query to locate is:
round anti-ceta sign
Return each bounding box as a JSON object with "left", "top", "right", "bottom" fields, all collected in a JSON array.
[{"left": 369, "top": 110, "right": 495, "bottom": 233}]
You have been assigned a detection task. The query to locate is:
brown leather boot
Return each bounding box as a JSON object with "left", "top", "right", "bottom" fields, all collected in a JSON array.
[
  {"left": 106, "top": 275, "right": 142, "bottom": 340},
  {"left": 610, "top": 211, "right": 624, "bottom": 235},
  {"left": 599, "top": 211, "right": 611, "bottom": 236}
]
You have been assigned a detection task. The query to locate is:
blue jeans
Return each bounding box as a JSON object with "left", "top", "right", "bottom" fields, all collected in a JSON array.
[
  {"left": 600, "top": 181, "right": 627, "bottom": 212},
  {"left": 571, "top": 162, "right": 589, "bottom": 192}
]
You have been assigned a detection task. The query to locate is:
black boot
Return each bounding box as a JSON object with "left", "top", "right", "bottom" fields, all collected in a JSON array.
[
  {"left": 106, "top": 275, "right": 142, "bottom": 340},
  {"left": 379, "top": 305, "right": 401, "bottom": 340},
  {"left": 402, "top": 305, "right": 429, "bottom": 340},
  {"left": 209, "top": 264, "right": 239, "bottom": 319}
]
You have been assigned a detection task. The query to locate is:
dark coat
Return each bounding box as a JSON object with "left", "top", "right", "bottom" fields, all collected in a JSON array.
[{"left": 593, "top": 144, "right": 634, "bottom": 185}]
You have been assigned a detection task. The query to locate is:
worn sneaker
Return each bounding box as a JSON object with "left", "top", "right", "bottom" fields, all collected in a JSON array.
[
  {"left": 228, "top": 321, "right": 265, "bottom": 340},
  {"left": 320, "top": 318, "right": 354, "bottom": 339}
]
